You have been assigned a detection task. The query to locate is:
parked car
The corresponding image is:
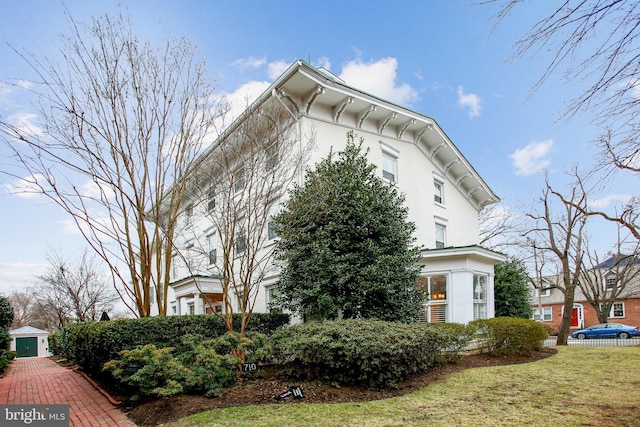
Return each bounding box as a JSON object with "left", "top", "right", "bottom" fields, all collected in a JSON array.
[{"left": 571, "top": 323, "right": 639, "bottom": 339}]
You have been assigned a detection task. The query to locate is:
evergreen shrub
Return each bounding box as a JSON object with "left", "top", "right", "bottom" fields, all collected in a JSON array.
[
  {"left": 470, "top": 317, "right": 548, "bottom": 356},
  {"left": 50, "top": 313, "right": 288, "bottom": 376},
  {"left": 270, "top": 319, "right": 463, "bottom": 389}
]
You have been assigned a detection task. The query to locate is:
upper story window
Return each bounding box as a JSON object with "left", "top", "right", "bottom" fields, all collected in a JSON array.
[
  {"left": 267, "top": 203, "right": 281, "bottom": 241},
  {"left": 234, "top": 167, "right": 245, "bottom": 193},
  {"left": 382, "top": 152, "right": 397, "bottom": 183},
  {"left": 434, "top": 179, "right": 444, "bottom": 204},
  {"left": 380, "top": 142, "right": 399, "bottom": 184},
  {"left": 207, "top": 186, "right": 216, "bottom": 212},
  {"left": 235, "top": 219, "right": 246, "bottom": 255},
  {"left": 185, "top": 204, "right": 193, "bottom": 225},
  {"left": 265, "top": 142, "right": 279, "bottom": 171},
  {"left": 207, "top": 233, "right": 218, "bottom": 266},
  {"left": 606, "top": 277, "right": 617, "bottom": 290},
  {"left": 435, "top": 223, "right": 446, "bottom": 249},
  {"left": 170, "top": 254, "right": 178, "bottom": 280},
  {"left": 534, "top": 288, "right": 551, "bottom": 297}
]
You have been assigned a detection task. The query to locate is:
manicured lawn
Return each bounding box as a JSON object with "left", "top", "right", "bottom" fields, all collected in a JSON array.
[{"left": 169, "top": 347, "right": 640, "bottom": 427}]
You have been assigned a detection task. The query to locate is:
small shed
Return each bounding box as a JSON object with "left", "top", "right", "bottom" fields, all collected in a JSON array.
[{"left": 9, "top": 326, "right": 50, "bottom": 358}]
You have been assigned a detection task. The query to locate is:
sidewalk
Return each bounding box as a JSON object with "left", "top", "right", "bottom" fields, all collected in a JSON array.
[{"left": 0, "top": 357, "right": 137, "bottom": 426}]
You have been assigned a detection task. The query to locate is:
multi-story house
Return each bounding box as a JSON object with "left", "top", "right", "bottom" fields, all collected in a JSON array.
[
  {"left": 160, "top": 60, "right": 504, "bottom": 324},
  {"left": 531, "top": 254, "right": 640, "bottom": 332}
]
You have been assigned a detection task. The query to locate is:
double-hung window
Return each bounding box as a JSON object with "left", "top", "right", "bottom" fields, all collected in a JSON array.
[
  {"left": 610, "top": 302, "right": 625, "bottom": 318},
  {"left": 185, "top": 204, "right": 193, "bottom": 226},
  {"left": 207, "top": 233, "right": 218, "bottom": 266},
  {"left": 235, "top": 219, "right": 246, "bottom": 255},
  {"left": 473, "top": 274, "right": 488, "bottom": 320},
  {"left": 234, "top": 167, "right": 245, "bottom": 193},
  {"left": 267, "top": 203, "right": 281, "bottom": 241},
  {"left": 533, "top": 307, "right": 552, "bottom": 321},
  {"left": 380, "top": 142, "right": 399, "bottom": 184},
  {"left": 265, "top": 142, "right": 279, "bottom": 171},
  {"left": 606, "top": 277, "right": 617, "bottom": 290},
  {"left": 434, "top": 179, "right": 444, "bottom": 204},
  {"left": 435, "top": 222, "right": 446, "bottom": 249}
]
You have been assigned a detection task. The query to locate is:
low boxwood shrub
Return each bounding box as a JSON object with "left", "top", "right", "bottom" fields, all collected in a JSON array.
[
  {"left": 103, "top": 331, "right": 271, "bottom": 400},
  {"left": 69, "top": 313, "right": 288, "bottom": 377},
  {"left": 470, "top": 317, "right": 548, "bottom": 356},
  {"left": 270, "top": 319, "right": 454, "bottom": 389},
  {"left": 424, "top": 322, "right": 475, "bottom": 363}
]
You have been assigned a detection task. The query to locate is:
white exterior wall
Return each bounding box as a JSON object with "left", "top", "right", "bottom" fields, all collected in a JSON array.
[
  {"left": 158, "top": 61, "right": 502, "bottom": 323},
  {"left": 299, "top": 113, "right": 479, "bottom": 252}
]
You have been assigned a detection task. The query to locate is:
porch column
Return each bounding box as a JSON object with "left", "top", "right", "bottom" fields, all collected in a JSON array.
[{"left": 194, "top": 293, "right": 202, "bottom": 314}]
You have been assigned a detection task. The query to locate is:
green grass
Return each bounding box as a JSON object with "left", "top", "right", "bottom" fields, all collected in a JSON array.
[{"left": 169, "top": 347, "right": 640, "bottom": 427}]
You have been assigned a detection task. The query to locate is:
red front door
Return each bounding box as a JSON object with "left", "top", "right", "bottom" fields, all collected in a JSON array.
[{"left": 570, "top": 308, "right": 579, "bottom": 327}]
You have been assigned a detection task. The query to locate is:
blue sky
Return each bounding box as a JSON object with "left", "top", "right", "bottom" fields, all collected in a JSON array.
[{"left": 0, "top": 0, "right": 637, "bottom": 294}]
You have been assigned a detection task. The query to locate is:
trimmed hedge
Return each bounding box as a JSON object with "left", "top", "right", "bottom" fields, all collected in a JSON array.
[
  {"left": 470, "top": 317, "right": 548, "bottom": 356},
  {"left": 269, "top": 319, "right": 463, "bottom": 389},
  {"left": 49, "top": 313, "right": 289, "bottom": 376}
]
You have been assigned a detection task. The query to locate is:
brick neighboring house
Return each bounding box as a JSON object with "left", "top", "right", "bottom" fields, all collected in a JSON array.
[{"left": 531, "top": 255, "right": 640, "bottom": 333}]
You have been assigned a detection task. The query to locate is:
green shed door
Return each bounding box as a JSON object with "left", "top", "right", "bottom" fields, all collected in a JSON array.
[{"left": 16, "top": 337, "right": 38, "bottom": 357}]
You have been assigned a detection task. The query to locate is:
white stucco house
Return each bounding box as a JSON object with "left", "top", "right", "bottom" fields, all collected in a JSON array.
[{"left": 158, "top": 60, "right": 504, "bottom": 324}]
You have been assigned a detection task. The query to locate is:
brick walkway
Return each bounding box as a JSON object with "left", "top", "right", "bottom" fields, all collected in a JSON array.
[{"left": 0, "top": 358, "right": 137, "bottom": 426}]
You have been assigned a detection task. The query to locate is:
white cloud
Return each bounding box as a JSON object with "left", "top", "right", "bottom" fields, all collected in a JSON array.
[
  {"left": 231, "top": 56, "right": 267, "bottom": 69},
  {"left": 3, "top": 173, "right": 46, "bottom": 199},
  {"left": 591, "top": 193, "right": 633, "bottom": 209},
  {"left": 267, "top": 60, "right": 290, "bottom": 81},
  {"left": 338, "top": 57, "right": 419, "bottom": 105},
  {"left": 313, "top": 57, "right": 331, "bottom": 71},
  {"left": 510, "top": 139, "right": 554, "bottom": 176},
  {"left": 7, "top": 112, "right": 45, "bottom": 139},
  {"left": 457, "top": 86, "right": 482, "bottom": 118}
]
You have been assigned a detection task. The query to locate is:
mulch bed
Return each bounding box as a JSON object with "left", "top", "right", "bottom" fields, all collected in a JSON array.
[{"left": 107, "top": 348, "right": 556, "bottom": 427}]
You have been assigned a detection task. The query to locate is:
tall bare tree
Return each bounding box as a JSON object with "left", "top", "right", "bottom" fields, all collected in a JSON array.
[
  {"left": 479, "top": 202, "right": 518, "bottom": 250},
  {"left": 524, "top": 176, "right": 588, "bottom": 345},
  {"left": 578, "top": 233, "right": 640, "bottom": 323},
  {"left": 177, "top": 99, "right": 315, "bottom": 340},
  {"left": 492, "top": 1, "right": 640, "bottom": 237},
  {"left": 0, "top": 12, "right": 222, "bottom": 316},
  {"left": 8, "top": 290, "right": 33, "bottom": 329},
  {"left": 34, "top": 249, "right": 120, "bottom": 328}
]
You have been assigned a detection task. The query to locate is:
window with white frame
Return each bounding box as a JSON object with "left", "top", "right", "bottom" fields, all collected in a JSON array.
[
  {"left": 265, "top": 142, "right": 279, "bottom": 171},
  {"left": 473, "top": 274, "right": 488, "bottom": 320},
  {"left": 534, "top": 288, "right": 551, "bottom": 297},
  {"left": 382, "top": 151, "right": 397, "bottom": 184},
  {"left": 435, "top": 223, "right": 446, "bottom": 249},
  {"left": 207, "top": 233, "right": 218, "bottom": 266},
  {"left": 610, "top": 302, "right": 625, "bottom": 318},
  {"left": 188, "top": 303, "right": 195, "bottom": 315},
  {"left": 533, "top": 307, "right": 552, "bottom": 321},
  {"left": 434, "top": 179, "right": 444, "bottom": 204},
  {"left": 267, "top": 287, "right": 282, "bottom": 313},
  {"left": 606, "top": 277, "right": 617, "bottom": 290},
  {"left": 207, "top": 186, "right": 216, "bottom": 212},
  {"left": 417, "top": 275, "right": 447, "bottom": 323},
  {"left": 267, "top": 203, "right": 281, "bottom": 241},
  {"left": 234, "top": 167, "right": 245, "bottom": 193},
  {"left": 235, "top": 220, "right": 246, "bottom": 255},
  {"left": 185, "top": 204, "right": 193, "bottom": 225},
  {"left": 170, "top": 254, "right": 178, "bottom": 280},
  {"left": 185, "top": 242, "right": 195, "bottom": 271}
]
